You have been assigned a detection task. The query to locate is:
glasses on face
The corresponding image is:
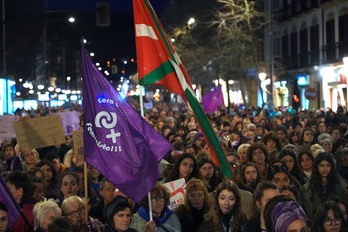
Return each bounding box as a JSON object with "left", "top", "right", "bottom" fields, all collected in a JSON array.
[
  {"left": 151, "top": 196, "right": 165, "bottom": 202},
  {"left": 66, "top": 207, "right": 84, "bottom": 217},
  {"left": 324, "top": 217, "right": 342, "bottom": 226}
]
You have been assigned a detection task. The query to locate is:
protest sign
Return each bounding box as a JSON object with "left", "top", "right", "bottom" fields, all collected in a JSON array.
[
  {"left": 0, "top": 115, "right": 19, "bottom": 143},
  {"left": 162, "top": 178, "right": 186, "bottom": 209},
  {"left": 14, "top": 115, "right": 65, "bottom": 149}
]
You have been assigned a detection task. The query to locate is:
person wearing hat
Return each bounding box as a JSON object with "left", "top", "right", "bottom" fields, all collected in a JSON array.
[
  {"left": 264, "top": 195, "right": 308, "bottom": 232},
  {"left": 104, "top": 196, "right": 137, "bottom": 232}
]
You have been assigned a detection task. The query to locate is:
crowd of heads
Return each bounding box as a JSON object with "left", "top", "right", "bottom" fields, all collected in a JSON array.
[{"left": 1, "top": 102, "right": 348, "bottom": 231}]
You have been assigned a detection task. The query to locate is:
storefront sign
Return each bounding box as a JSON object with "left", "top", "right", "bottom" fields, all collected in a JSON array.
[{"left": 305, "top": 88, "right": 318, "bottom": 100}]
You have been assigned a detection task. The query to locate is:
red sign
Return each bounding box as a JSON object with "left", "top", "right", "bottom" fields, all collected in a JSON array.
[{"left": 305, "top": 87, "right": 317, "bottom": 100}]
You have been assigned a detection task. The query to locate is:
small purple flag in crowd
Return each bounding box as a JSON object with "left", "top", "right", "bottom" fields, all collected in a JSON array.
[
  {"left": 81, "top": 43, "right": 172, "bottom": 202},
  {"left": 0, "top": 175, "right": 20, "bottom": 228},
  {"left": 202, "top": 86, "right": 224, "bottom": 114}
]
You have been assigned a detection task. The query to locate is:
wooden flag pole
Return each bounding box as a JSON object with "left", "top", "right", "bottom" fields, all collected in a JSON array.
[{"left": 84, "top": 161, "right": 89, "bottom": 224}]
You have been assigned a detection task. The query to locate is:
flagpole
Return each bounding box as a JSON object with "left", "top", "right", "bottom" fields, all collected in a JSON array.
[
  {"left": 83, "top": 162, "right": 89, "bottom": 224},
  {"left": 138, "top": 85, "right": 153, "bottom": 222}
]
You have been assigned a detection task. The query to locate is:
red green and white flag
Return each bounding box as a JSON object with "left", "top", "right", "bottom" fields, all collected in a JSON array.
[{"left": 133, "top": 0, "right": 232, "bottom": 178}]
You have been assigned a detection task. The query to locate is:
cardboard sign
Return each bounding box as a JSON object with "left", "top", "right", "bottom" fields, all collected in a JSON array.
[
  {"left": 72, "top": 129, "right": 84, "bottom": 157},
  {"left": 0, "top": 115, "right": 19, "bottom": 143},
  {"left": 13, "top": 115, "right": 65, "bottom": 150},
  {"left": 162, "top": 178, "right": 186, "bottom": 209}
]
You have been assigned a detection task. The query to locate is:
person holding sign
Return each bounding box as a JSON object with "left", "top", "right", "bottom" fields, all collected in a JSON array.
[{"left": 130, "top": 182, "right": 181, "bottom": 232}]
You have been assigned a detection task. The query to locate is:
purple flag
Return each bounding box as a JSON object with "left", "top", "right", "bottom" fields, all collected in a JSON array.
[
  {"left": 202, "top": 86, "right": 224, "bottom": 114},
  {"left": 81, "top": 43, "right": 172, "bottom": 202},
  {"left": 0, "top": 175, "right": 20, "bottom": 228}
]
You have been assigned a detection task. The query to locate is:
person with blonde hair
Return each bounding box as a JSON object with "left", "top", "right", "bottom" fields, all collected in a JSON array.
[
  {"left": 22, "top": 148, "right": 40, "bottom": 172},
  {"left": 61, "top": 196, "right": 102, "bottom": 231},
  {"left": 174, "top": 178, "right": 214, "bottom": 232},
  {"left": 237, "top": 144, "right": 250, "bottom": 164},
  {"left": 33, "top": 199, "right": 61, "bottom": 232}
]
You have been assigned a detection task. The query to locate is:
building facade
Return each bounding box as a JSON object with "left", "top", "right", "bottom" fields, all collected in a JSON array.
[{"left": 263, "top": 0, "right": 348, "bottom": 111}]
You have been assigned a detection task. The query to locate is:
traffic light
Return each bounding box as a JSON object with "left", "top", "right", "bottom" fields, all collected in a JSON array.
[{"left": 292, "top": 79, "right": 301, "bottom": 110}]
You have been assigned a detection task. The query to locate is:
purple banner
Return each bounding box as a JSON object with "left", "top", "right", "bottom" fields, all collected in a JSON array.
[
  {"left": 81, "top": 43, "right": 172, "bottom": 202},
  {"left": 202, "top": 86, "right": 224, "bottom": 114}
]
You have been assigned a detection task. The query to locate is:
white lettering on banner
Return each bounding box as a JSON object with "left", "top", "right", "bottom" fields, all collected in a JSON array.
[
  {"left": 97, "top": 97, "right": 114, "bottom": 104},
  {"left": 86, "top": 123, "right": 122, "bottom": 153}
]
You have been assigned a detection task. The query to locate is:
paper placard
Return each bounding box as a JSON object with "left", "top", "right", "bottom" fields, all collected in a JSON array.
[
  {"left": 162, "top": 178, "right": 186, "bottom": 209},
  {"left": 59, "top": 111, "right": 80, "bottom": 135},
  {"left": 0, "top": 115, "right": 19, "bottom": 143},
  {"left": 72, "top": 129, "right": 84, "bottom": 157},
  {"left": 14, "top": 115, "right": 65, "bottom": 150}
]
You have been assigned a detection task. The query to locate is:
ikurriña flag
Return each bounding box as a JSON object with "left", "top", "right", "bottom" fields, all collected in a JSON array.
[
  {"left": 0, "top": 175, "right": 20, "bottom": 229},
  {"left": 133, "top": 0, "right": 233, "bottom": 178},
  {"left": 81, "top": 43, "right": 172, "bottom": 202},
  {"left": 133, "top": 0, "right": 192, "bottom": 99},
  {"left": 202, "top": 86, "right": 224, "bottom": 114}
]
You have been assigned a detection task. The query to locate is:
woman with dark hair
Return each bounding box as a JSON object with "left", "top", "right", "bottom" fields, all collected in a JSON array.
[
  {"left": 174, "top": 178, "right": 215, "bottom": 232},
  {"left": 280, "top": 185, "right": 302, "bottom": 205},
  {"left": 58, "top": 170, "right": 79, "bottom": 202},
  {"left": 264, "top": 195, "right": 308, "bottom": 232},
  {"left": 268, "top": 164, "right": 297, "bottom": 191},
  {"left": 246, "top": 142, "right": 269, "bottom": 182},
  {"left": 6, "top": 171, "right": 35, "bottom": 232},
  {"left": 298, "top": 151, "right": 314, "bottom": 179},
  {"left": 131, "top": 182, "right": 181, "bottom": 232},
  {"left": 297, "top": 127, "right": 316, "bottom": 154},
  {"left": 104, "top": 196, "right": 137, "bottom": 232},
  {"left": 197, "top": 158, "right": 221, "bottom": 193},
  {"left": 279, "top": 149, "right": 308, "bottom": 185},
  {"left": 262, "top": 131, "right": 281, "bottom": 162},
  {"left": 311, "top": 201, "right": 346, "bottom": 232},
  {"left": 302, "top": 153, "right": 348, "bottom": 221},
  {"left": 239, "top": 162, "right": 260, "bottom": 193},
  {"left": 246, "top": 181, "right": 279, "bottom": 231},
  {"left": 0, "top": 202, "right": 9, "bottom": 232},
  {"left": 36, "top": 161, "right": 60, "bottom": 199},
  {"left": 331, "top": 127, "right": 342, "bottom": 143},
  {"left": 288, "top": 131, "right": 300, "bottom": 146},
  {"left": 165, "top": 153, "right": 198, "bottom": 183},
  {"left": 198, "top": 180, "right": 247, "bottom": 232}
]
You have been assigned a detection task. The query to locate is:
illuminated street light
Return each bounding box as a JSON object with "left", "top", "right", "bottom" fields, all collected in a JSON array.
[
  {"left": 68, "top": 17, "right": 75, "bottom": 23},
  {"left": 187, "top": 17, "right": 195, "bottom": 28}
]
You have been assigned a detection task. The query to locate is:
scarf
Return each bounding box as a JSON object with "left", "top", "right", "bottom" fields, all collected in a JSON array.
[{"left": 138, "top": 206, "right": 173, "bottom": 226}]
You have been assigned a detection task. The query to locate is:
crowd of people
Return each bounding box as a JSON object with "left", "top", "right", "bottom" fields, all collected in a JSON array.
[{"left": 1, "top": 101, "right": 348, "bottom": 232}]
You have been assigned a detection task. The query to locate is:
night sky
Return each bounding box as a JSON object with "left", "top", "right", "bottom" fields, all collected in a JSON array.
[{"left": 2, "top": 0, "right": 171, "bottom": 79}]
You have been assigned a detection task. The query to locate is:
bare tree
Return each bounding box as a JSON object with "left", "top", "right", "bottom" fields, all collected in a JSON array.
[{"left": 165, "top": 0, "right": 265, "bottom": 105}]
